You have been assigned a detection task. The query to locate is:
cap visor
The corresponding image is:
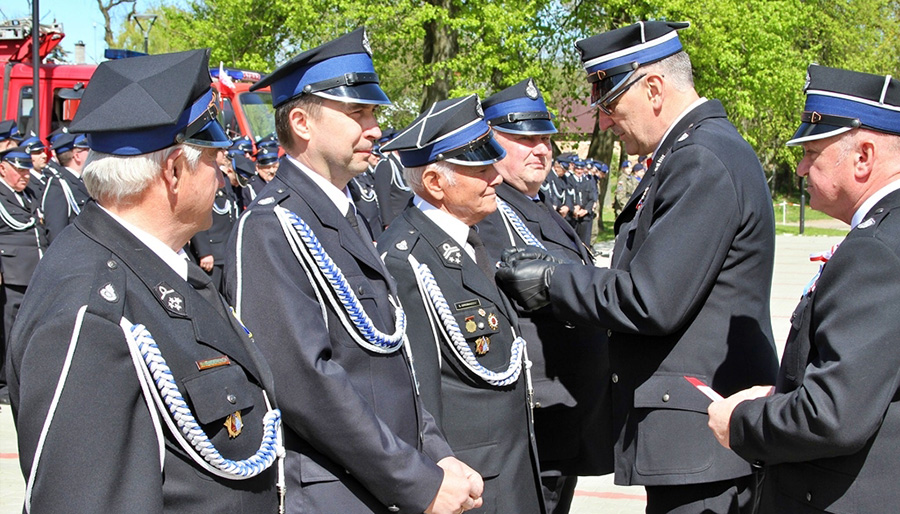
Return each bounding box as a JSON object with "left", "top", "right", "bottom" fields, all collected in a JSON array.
[
  {"left": 315, "top": 83, "right": 392, "bottom": 105},
  {"left": 786, "top": 122, "right": 852, "bottom": 146},
  {"left": 492, "top": 119, "right": 558, "bottom": 135},
  {"left": 445, "top": 137, "right": 506, "bottom": 166},
  {"left": 181, "top": 120, "right": 232, "bottom": 149}
]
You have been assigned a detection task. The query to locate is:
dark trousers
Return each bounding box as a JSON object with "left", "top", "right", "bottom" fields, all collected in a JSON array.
[
  {"left": 0, "top": 283, "right": 27, "bottom": 390},
  {"left": 541, "top": 474, "right": 578, "bottom": 514},
  {"left": 645, "top": 475, "right": 752, "bottom": 514},
  {"left": 574, "top": 216, "right": 593, "bottom": 247}
]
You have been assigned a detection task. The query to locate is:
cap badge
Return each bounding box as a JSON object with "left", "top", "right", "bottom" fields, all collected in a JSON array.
[
  {"left": 225, "top": 410, "right": 243, "bottom": 438},
  {"left": 362, "top": 29, "right": 372, "bottom": 56},
  {"left": 99, "top": 283, "right": 118, "bottom": 303},
  {"left": 476, "top": 102, "right": 484, "bottom": 118},
  {"left": 803, "top": 70, "right": 811, "bottom": 92},
  {"left": 525, "top": 79, "right": 539, "bottom": 100}
]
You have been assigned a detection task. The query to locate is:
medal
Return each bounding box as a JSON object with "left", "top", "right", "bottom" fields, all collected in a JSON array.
[
  {"left": 224, "top": 410, "right": 243, "bottom": 438},
  {"left": 487, "top": 313, "right": 499, "bottom": 330},
  {"left": 465, "top": 316, "right": 477, "bottom": 333},
  {"left": 475, "top": 336, "right": 490, "bottom": 355}
]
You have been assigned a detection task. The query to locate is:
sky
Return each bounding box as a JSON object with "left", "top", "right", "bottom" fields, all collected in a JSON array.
[{"left": 4, "top": 0, "right": 171, "bottom": 64}]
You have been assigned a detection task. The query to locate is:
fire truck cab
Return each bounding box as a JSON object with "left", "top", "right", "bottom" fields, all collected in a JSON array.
[{"left": 212, "top": 67, "right": 276, "bottom": 148}]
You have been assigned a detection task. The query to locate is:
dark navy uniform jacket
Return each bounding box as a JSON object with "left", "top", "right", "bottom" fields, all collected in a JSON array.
[
  {"left": 478, "top": 181, "right": 613, "bottom": 476},
  {"left": 0, "top": 184, "right": 48, "bottom": 287},
  {"left": 731, "top": 189, "right": 900, "bottom": 513},
  {"left": 373, "top": 153, "right": 412, "bottom": 228},
  {"left": 224, "top": 159, "right": 451, "bottom": 514},
  {"left": 8, "top": 202, "right": 277, "bottom": 513},
  {"left": 240, "top": 174, "right": 266, "bottom": 209},
  {"left": 189, "top": 174, "right": 239, "bottom": 290},
  {"left": 379, "top": 204, "right": 543, "bottom": 514},
  {"left": 349, "top": 167, "right": 383, "bottom": 238},
  {"left": 547, "top": 100, "right": 779, "bottom": 486},
  {"left": 41, "top": 163, "right": 91, "bottom": 244}
]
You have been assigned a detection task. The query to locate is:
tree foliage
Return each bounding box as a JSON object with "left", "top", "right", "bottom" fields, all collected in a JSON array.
[{"left": 107, "top": 0, "right": 900, "bottom": 195}]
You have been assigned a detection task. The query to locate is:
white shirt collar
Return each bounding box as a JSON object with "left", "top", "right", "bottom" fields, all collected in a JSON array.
[
  {"left": 286, "top": 154, "right": 355, "bottom": 216},
  {"left": 97, "top": 204, "right": 189, "bottom": 281},
  {"left": 652, "top": 97, "right": 708, "bottom": 161},
  {"left": 851, "top": 179, "right": 900, "bottom": 228},
  {"left": 413, "top": 195, "right": 476, "bottom": 260}
]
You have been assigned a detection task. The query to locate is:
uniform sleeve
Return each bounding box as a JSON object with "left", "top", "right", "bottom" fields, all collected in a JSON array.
[
  {"left": 730, "top": 237, "right": 900, "bottom": 464},
  {"left": 373, "top": 160, "right": 394, "bottom": 227},
  {"left": 225, "top": 211, "right": 444, "bottom": 513},
  {"left": 190, "top": 229, "right": 214, "bottom": 260},
  {"left": 11, "top": 310, "right": 165, "bottom": 513},
  {"left": 548, "top": 144, "right": 740, "bottom": 335},
  {"left": 40, "top": 177, "right": 70, "bottom": 244}
]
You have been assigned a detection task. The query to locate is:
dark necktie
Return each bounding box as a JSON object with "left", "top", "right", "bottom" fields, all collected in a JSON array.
[
  {"left": 187, "top": 262, "right": 229, "bottom": 320},
  {"left": 345, "top": 207, "right": 370, "bottom": 241},
  {"left": 467, "top": 227, "right": 494, "bottom": 279}
]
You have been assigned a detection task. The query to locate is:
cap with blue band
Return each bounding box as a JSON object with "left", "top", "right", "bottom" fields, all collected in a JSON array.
[
  {"left": 482, "top": 78, "right": 557, "bottom": 135},
  {"left": 0, "top": 147, "right": 33, "bottom": 169},
  {"left": 787, "top": 64, "right": 900, "bottom": 146}
]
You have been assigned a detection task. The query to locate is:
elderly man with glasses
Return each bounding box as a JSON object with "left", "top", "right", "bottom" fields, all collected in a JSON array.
[{"left": 496, "top": 21, "right": 779, "bottom": 514}]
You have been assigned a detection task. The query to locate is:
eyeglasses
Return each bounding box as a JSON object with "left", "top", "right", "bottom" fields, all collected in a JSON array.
[{"left": 596, "top": 73, "right": 646, "bottom": 115}]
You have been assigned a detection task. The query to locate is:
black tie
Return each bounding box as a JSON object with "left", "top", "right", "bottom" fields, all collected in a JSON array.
[
  {"left": 345, "top": 207, "right": 370, "bottom": 241},
  {"left": 187, "top": 262, "right": 229, "bottom": 320},
  {"left": 467, "top": 227, "right": 494, "bottom": 279}
]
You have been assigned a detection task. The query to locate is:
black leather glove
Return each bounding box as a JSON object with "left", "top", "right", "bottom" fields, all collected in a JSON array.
[{"left": 496, "top": 246, "right": 564, "bottom": 311}]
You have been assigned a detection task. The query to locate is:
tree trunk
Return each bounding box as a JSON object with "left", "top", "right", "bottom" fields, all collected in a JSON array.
[{"left": 421, "top": 0, "right": 458, "bottom": 111}]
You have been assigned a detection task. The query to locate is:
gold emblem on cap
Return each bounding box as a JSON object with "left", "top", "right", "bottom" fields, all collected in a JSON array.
[
  {"left": 475, "top": 336, "right": 491, "bottom": 355},
  {"left": 225, "top": 410, "right": 243, "bottom": 438}
]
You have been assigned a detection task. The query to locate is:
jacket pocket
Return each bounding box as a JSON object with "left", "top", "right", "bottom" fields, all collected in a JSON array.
[
  {"left": 181, "top": 365, "right": 256, "bottom": 424},
  {"left": 633, "top": 372, "right": 715, "bottom": 476}
]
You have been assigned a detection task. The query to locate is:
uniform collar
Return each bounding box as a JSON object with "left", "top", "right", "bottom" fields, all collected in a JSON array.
[
  {"left": 851, "top": 178, "right": 900, "bottom": 228},
  {"left": 413, "top": 194, "right": 475, "bottom": 260},
  {"left": 651, "top": 97, "right": 708, "bottom": 160},
  {"left": 97, "top": 204, "right": 189, "bottom": 280}
]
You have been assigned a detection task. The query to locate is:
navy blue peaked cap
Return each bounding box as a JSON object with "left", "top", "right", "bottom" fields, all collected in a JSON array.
[
  {"left": 0, "top": 146, "right": 33, "bottom": 169},
  {"left": 576, "top": 21, "right": 689, "bottom": 107},
  {"left": 482, "top": 78, "right": 557, "bottom": 135},
  {"left": 0, "top": 120, "right": 17, "bottom": 141},
  {"left": 381, "top": 94, "right": 506, "bottom": 168},
  {"left": 787, "top": 64, "right": 900, "bottom": 146},
  {"left": 21, "top": 135, "right": 46, "bottom": 154},
  {"left": 255, "top": 144, "right": 280, "bottom": 166},
  {"left": 251, "top": 28, "right": 390, "bottom": 108},
  {"left": 51, "top": 133, "right": 89, "bottom": 154},
  {"left": 68, "top": 49, "right": 230, "bottom": 155}
]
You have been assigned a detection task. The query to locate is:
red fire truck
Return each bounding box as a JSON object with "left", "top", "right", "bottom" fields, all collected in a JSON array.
[{"left": 1, "top": 17, "right": 275, "bottom": 145}]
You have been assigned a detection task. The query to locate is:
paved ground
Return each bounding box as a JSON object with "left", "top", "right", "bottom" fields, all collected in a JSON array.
[{"left": 0, "top": 233, "right": 847, "bottom": 512}]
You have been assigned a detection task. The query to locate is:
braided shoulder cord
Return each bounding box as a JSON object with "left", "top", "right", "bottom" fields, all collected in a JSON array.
[
  {"left": 390, "top": 160, "right": 412, "bottom": 192},
  {"left": 496, "top": 198, "right": 547, "bottom": 251},
  {"left": 120, "top": 319, "right": 283, "bottom": 480},
  {"left": 354, "top": 177, "right": 378, "bottom": 202},
  {"left": 0, "top": 197, "right": 36, "bottom": 231},
  {"left": 212, "top": 198, "right": 232, "bottom": 216},
  {"left": 57, "top": 176, "right": 81, "bottom": 216},
  {"left": 408, "top": 255, "right": 524, "bottom": 387},
  {"left": 274, "top": 206, "right": 406, "bottom": 353}
]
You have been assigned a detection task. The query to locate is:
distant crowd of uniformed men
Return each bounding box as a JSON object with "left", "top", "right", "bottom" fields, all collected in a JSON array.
[{"left": 3, "top": 18, "right": 900, "bottom": 514}]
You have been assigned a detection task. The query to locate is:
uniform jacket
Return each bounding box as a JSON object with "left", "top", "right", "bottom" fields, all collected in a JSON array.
[
  {"left": 373, "top": 154, "right": 412, "bottom": 228},
  {"left": 349, "top": 168, "right": 383, "bottom": 238},
  {"left": 0, "top": 183, "right": 48, "bottom": 286},
  {"left": 573, "top": 175, "right": 597, "bottom": 218},
  {"left": 8, "top": 202, "right": 277, "bottom": 513},
  {"left": 730, "top": 189, "right": 900, "bottom": 513},
  {"left": 240, "top": 174, "right": 267, "bottom": 209},
  {"left": 540, "top": 172, "right": 573, "bottom": 215},
  {"left": 28, "top": 169, "right": 48, "bottom": 202},
  {"left": 547, "top": 100, "right": 779, "bottom": 486},
  {"left": 379, "top": 205, "right": 543, "bottom": 514},
  {"left": 41, "top": 164, "right": 91, "bottom": 244},
  {"left": 477, "top": 182, "right": 613, "bottom": 475},
  {"left": 224, "top": 159, "right": 451, "bottom": 514},
  {"left": 190, "top": 175, "right": 239, "bottom": 265}
]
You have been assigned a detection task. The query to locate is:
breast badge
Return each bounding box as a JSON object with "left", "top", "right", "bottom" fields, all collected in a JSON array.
[
  {"left": 475, "top": 336, "right": 490, "bottom": 355},
  {"left": 224, "top": 410, "right": 243, "bottom": 438}
]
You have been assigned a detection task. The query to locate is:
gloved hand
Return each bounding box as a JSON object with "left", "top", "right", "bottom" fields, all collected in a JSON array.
[{"left": 496, "top": 246, "right": 564, "bottom": 311}]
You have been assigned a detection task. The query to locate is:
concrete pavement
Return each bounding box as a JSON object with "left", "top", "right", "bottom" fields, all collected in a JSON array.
[{"left": 0, "top": 233, "right": 847, "bottom": 512}]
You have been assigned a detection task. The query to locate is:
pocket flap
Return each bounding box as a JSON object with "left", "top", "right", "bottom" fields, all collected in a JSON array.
[
  {"left": 181, "top": 365, "right": 256, "bottom": 424},
  {"left": 454, "top": 442, "right": 501, "bottom": 479},
  {"left": 634, "top": 372, "right": 713, "bottom": 412}
]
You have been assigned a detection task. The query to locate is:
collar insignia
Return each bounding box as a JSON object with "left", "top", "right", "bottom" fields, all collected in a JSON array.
[{"left": 99, "top": 283, "right": 118, "bottom": 302}]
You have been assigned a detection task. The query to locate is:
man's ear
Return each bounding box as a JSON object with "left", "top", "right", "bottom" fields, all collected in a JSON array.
[
  {"left": 162, "top": 147, "right": 184, "bottom": 193},
  {"left": 290, "top": 106, "right": 312, "bottom": 143},
  {"left": 855, "top": 138, "right": 876, "bottom": 182},
  {"left": 645, "top": 73, "right": 664, "bottom": 111},
  {"left": 421, "top": 166, "right": 445, "bottom": 201}
]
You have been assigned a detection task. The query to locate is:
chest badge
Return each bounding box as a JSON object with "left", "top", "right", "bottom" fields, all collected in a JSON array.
[
  {"left": 465, "top": 316, "right": 477, "bottom": 333},
  {"left": 475, "top": 336, "right": 491, "bottom": 355},
  {"left": 487, "top": 313, "right": 499, "bottom": 330},
  {"left": 225, "top": 410, "right": 243, "bottom": 438}
]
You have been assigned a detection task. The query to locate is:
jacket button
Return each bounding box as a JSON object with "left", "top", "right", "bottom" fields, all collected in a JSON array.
[
  {"left": 388, "top": 505, "right": 400, "bottom": 512},
  {"left": 107, "top": 260, "right": 118, "bottom": 269},
  {"left": 227, "top": 394, "right": 237, "bottom": 404},
  {"left": 534, "top": 402, "right": 542, "bottom": 408},
  {"left": 806, "top": 492, "right": 812, "bottom": 502},
  {"left": 662, "top": 393, "right": 670, "bottom": 402},
  {"left": 611, "top": 373, "right": 619, "bottom": 383},
  {"left": 607, "top": 329, "right": 612, "bottom": 337},
  {"left": 358, "top": 286, "right": 365, "bottom": 295}
]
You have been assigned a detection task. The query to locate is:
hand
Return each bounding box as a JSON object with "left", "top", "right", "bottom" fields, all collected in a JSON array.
[
  {"left": 558, "top": 206, "right": 569, "bottom": 217},
  {"left": 707, "top": 385, "right": 775, "bottom": 449},
  {"left": 425, "top": 457, "right": 484, "bottom": 514},
  {"left": 199, "top": 255, "right": 215, "bottom": 272},
  {"left": 495, "top": 247, "right": 564, "bottom": 311}
]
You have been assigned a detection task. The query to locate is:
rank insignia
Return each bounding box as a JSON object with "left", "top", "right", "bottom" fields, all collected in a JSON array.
[
  {"left": 475, "top": 336, "right": 490, "bottom": 355},
  {"left": 396, "top": 240, "right": 409, "bottom": 251},
  {"left": 440, "top": 241, "right": 462, "bottom": 266},
  {"left": 225, "top": 410, "right": 243, "bottom": 438},
  {"left": 156, "top": 282, "right": 186, "bottom": 316},
  {"left": 99, "top": 283, "right": 118, "bottom": 303},
  {"left": 487, "top": 313, "right": 499, "bottom": 330},
  {"left": 465, "top": 316, "right": 477, "bottom": 333}
]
